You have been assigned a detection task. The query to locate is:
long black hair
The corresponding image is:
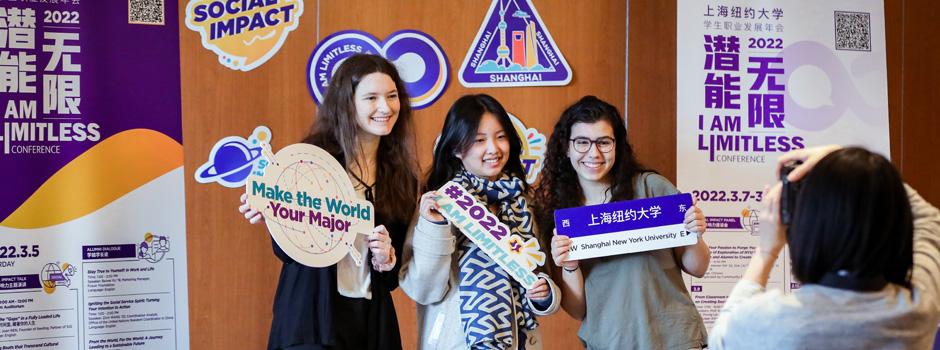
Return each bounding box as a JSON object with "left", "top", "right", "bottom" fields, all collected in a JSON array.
[
  {"left": 788, "top": 147, "right": 913, "bottom": 288},
  {"left": 424, "top": 94, "right": 527, "bottom": 192},
  {"left": 534, "top": 96, "right": 651, "bottom": 244},
  {"left": 302, "top": 53, "right": 418, "bottom": 223}
]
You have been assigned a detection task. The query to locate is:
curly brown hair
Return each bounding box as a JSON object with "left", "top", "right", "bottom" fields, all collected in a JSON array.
[{"left": 533, "top": 96, "right": 652, "bottom": 249}]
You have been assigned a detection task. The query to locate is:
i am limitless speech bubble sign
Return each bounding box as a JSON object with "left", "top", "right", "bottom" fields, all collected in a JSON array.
[{"left": 554, "top": 193, "right": 697, "bottom": 261}]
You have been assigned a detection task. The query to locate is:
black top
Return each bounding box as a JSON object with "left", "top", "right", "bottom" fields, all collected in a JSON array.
[{"left": 266, "top": 197, "right": 407, "bottom": 350}]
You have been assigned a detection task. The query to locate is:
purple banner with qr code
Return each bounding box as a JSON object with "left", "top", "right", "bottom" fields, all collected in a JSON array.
[
  {"left": 554, "top": 193, "right": 693, "bottom": 238},
  {"left": 677, "top": 0, "right": 890, "bottom": 331},
  {"left": 0, "top": 0, "right": 182, "bottom": 223}
]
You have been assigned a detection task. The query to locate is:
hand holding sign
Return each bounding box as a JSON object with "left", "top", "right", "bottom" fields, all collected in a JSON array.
[
  {"left": 368, "top": 225, "right": 396, "bottom": 272},
  {"left": 683, "top": 198, "right": 707, "bottom": 236},
  {"left": 419, "top": 191, "right": 446, "bottom": 223},
  {"left": 245, "top": 143, "right": 375, "bottom": 268},
  {"left": 554, "top": 193, "right": 698, "bottom": 261},
  {"left": 550, "top": 233, "right": 579, "bottom": 271},
  {"left": 239, "top": 192, "right": 264, "bottom": 224}
]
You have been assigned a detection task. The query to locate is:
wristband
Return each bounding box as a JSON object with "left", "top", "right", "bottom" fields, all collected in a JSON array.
[
  {"left": 425, "top": 216, "right": 448, "bottom": 225},
  {"left": 563, "top": 265, "right": 580, "bottom": 273}
]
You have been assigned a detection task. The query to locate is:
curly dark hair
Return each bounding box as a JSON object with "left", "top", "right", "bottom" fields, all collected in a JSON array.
[
  {"left": 302, "top": 54, "right": 418, "bottom": 223},
  {"left": 533, "top": 96, "right": 652, "bottom": 248}
]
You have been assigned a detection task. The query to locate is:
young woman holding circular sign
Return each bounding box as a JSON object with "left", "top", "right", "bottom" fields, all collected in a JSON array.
[
  {"left": 239, "top": 54, "right": 418, "bottom": 350},
  {"left": 533, "top": 96, "right": 710, "bottom": 349},
  {"left": 399, "top": 94, "right": 560, "bottom": 349}
]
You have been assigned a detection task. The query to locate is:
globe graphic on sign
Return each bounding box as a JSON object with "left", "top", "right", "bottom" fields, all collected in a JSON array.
[
  {"left": 40, "top": 262, "right": 72, "bottom": 293},
  {"left": 197, "top": 141, "right": 263, "bottom": 183},
  {"left": 270, "top": 159, "right": 348, "bottom": 255},
  {"left": 741, "top": 208, "right": 760, "bottom": 236},
  {"left": 248, "top": 143, "right": 373, "bottom": 268},
  {"left": 40, "top": 263, "right": 64, "bottom": 285}
]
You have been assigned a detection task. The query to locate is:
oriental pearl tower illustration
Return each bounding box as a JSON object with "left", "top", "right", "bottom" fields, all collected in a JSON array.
[{"left": 494, "top": 0, "right": 512, "bottom": 67}]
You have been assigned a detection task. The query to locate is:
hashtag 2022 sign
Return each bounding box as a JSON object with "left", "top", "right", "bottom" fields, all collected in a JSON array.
[{"left": 433, "top": 181, "right": 545, "bottom": 289}]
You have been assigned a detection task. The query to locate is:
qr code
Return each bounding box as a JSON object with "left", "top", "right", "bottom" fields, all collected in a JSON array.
[
  {"left": 129, "top": 0, "right": 165, "bottom": 25},
  {"left": 834, "top": 11, "right": 871, "bottom": 51}
]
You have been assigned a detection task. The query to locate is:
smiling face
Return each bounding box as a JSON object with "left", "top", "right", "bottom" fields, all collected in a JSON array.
[
  {"left": 354, "top": 72, "right": 400, "bottom": 138},
  {"left": 568, "top": 121, "right": 616, "bottom": 185},
  {"left": 457, "top": 112, "right": 510, "bottom": 180}
]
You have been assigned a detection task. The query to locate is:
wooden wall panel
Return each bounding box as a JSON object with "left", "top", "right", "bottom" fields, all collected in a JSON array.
[
  {"left": 178, "top": 2, "right": 322, "bottom": 350},
  {"left": 897, "top": 0, "right": 940, "bottom": 205},
  {"left": 628, "top": 0, "right": 677, "bottom": 183},
  {"left": 181, "top": 1, "right": 624, "bottom": 349}
]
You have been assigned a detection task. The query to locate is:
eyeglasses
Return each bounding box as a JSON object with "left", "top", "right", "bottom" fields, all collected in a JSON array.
[{"left": 569, "top": 137, "right": 615, "bottom": 153}]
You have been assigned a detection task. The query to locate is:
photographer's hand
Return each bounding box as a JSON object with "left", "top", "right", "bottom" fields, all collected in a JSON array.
[
  {"left": 758, "top": 183, "right": 787, "bottom": 258},
  {"left": 742, "top": 184, "right": 788, "bottom": 288},
  {"left": 777, "top": 145, "right": 842, "bottom": 182}
]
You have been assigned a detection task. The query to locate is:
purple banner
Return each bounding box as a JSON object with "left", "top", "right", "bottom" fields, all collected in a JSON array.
[
  {"left": 554, "top": 193, "right": 693, "bottom": 238},
  {"left": 82, "top": 244, "right": 137, "bottom": 260},
  {"left": 0, "top": 1, "right": 183, "bottom": 222},
  {"left": 0, "top": 274, "right": 40, "bottom": 291}
]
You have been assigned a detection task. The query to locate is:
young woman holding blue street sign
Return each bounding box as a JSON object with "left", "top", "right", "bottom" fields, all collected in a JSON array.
[
  {"left": 239, "top": 54, "right": 418, "bottom": 350},
  {"left": 533, "top": 96, "right": 710, "bottom": 349},
  {"left": 399, "top": 94, "right": 560, "bottom": 349}
]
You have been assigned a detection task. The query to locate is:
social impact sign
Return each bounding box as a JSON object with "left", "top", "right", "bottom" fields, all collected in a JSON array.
[
  {"left": 676, "top": 0, "right": 889, "bottom": 327},
  {"left": 0, "top": 1, "right": 190, "bottom": 349}
]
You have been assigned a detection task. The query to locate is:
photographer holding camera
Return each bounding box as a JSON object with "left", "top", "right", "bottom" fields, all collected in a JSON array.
[{"left": 709, "top": 145, "right": 940, "bottom": 349}]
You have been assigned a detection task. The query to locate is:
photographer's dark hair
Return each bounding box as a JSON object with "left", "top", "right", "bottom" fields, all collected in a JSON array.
[
  {"left": 424, "top": 94, "right": 526, "bottom": 192},
  {"left": 302, "top": 53, "right": 418, "bottom": 223},
  {"left": 533, "top": 96, "right": 651, "bottom": 246},
  {"left": 788, "top": 147, "right": 913, "bottom": 289}
]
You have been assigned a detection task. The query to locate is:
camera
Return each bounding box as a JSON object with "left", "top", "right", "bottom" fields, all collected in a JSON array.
[{"left": 780, "top": 160, "right": 803, "bottom": 225}]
